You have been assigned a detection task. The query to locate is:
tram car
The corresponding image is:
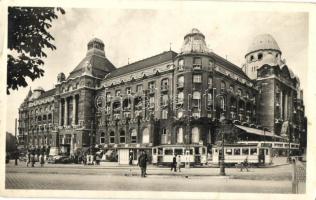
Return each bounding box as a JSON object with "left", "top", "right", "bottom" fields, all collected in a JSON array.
[
  {"left": 211, "top": 144, "right": 272, "bottom": 166},
  {"left": 152, "top": 144, "right": 208, "bottom": 166}
]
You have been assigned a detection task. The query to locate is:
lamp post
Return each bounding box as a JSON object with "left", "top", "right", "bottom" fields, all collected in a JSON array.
[{"left": 219, "top": 113, "right": 226, "bottom": 176}]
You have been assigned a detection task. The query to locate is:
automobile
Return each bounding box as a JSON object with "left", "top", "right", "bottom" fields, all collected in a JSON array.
[{"left": 47, "top": 155, "right": 73, "bottom": 164}]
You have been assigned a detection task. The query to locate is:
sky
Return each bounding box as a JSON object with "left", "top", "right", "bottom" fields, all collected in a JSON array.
[{"left": 5, "top": 8, "right": 308, "bottom": 134}]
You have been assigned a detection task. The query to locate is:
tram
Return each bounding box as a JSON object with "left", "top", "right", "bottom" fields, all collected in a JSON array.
[
  {"left": 152, "top": 144, "right": 208, "bottom": 166},
  {"left": 211, "top": 144, "right": 272, "bottom": 166}
]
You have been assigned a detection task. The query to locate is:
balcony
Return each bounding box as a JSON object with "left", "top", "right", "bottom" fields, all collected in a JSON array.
[
  {"left": 149, "top": 88, "right": 155, "bottom": 94},
  {"left": 177, "top": 82, "right": 184, "bottom": 89},
  {"left": 161, "top": 85, "right": 169, "bottom": 92},
  {"left": 193, "top": 64, "right": 202, "bottom": 70}
]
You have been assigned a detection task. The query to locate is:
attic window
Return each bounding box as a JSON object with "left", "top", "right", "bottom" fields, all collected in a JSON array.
[
  {"left": 250, "top": 55, "right": 254, "bottom": 62},
  {"left": 258, "top": 53, "right": 263, "bottom": 60}
]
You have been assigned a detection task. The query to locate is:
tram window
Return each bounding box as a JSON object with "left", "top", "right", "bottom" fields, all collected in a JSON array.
[
  {"left": 265, "top": 149, "right": 269, "bottom": 155},
  {"left": 175, "top": 149, "right": 183, "bottom": 155},
  {"left": 215, "top": 149, "right": 218, "bottom": 153},
  {"left": 165, "top": 149, "right": 173, "bottom": 155},
  {"left": 153, "top": 149, "right": 157, "bottom": 155},
  {"left": 189, "top": 149, "right": 193, "bottom": 155},
  {"left": 234, "top": 148, "right": 241, "bottom": 155},
  {"left": 242, "top": 148, "right": 249, "bottom": 155},
  {"left": 225, "top": 148, "right": 232, "bottom": 155},
  {"left": 250, "top": 148, "right": 257, "bottom": 155},
  {"left": 158, "top": 148, "right": 163, "bottom": 155},
  {"left": 202, "top": 148, "right": 206, "bottom": 154}
]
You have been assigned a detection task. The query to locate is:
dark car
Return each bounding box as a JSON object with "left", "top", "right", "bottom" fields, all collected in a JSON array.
[{"left": 47, "top": 155, "right": 73, "bottom": 164}]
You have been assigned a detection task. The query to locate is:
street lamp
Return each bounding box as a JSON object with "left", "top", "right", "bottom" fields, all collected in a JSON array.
[{"left": 219, "top": 113, "right": 226, "bottom": 176}]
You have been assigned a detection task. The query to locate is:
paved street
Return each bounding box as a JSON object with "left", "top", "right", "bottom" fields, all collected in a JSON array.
[{"left": 5, "top": 160, "right": 295, "bottom": 193}]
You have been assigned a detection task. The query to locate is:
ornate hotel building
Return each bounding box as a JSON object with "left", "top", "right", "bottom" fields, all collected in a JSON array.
[{"left": 18, "top": 28, "right": 307, "bottom": 162}]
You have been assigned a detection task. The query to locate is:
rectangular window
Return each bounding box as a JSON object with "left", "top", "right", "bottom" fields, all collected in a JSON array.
[
  {"left": 136, "top": 85, "right": 143, "bottom": 92},
  {"left": 175, "top": 149, "right": 183, "bottom": 155},
  {"left": 193, "top": 57, "right": 202, "bottom": 70},
  {"left": 126, "top": 87, "right": 131, "bottom": 94},
  {"left": 115, "top": 90, "right": 121, "bottom": 97},
  {"left": 109, "top": 132, "right": 115, "bottom": 144},
  {"left": 148, "top": 82, "right": 155, "bottom": 90},
  {"left": 162, "top": 109, "right": 168, "bottom": 119},
  {"left": 165, "top": 149, "right": 173, "bottom": 155},
  {"left": 161, "top": 95, "right": 168, "bottom": 106},
  {"left": 225, "top": 148, "right": 232, "bottom": 155},
  {"left": 250, "top": 148, "right": 257, "bottom": 155},
  {"left": 234, "top": 148, "right": 241, "bottom": 155},
  {"left": 193, "top": 74, "right": 202, "bottom": 83},
  {"left": 242, "top": 148, "right": 249, "bottom": 155}
]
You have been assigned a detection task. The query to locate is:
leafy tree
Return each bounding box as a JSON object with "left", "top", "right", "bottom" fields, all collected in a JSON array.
[{"left": 7, "top": 7, "right": 65, "bottom": 94}]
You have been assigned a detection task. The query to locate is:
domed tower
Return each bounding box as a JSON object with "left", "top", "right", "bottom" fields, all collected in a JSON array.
[
  {"left": 30, "top": 86, "right": 45, "bottom": 100},
  {"left": 57, "top": 72, "right": 66, "bottom": 83},
  {"left": 180, "top": 28, "right": 209, "bottom": 54},
  {"left": 86, "top": 37, "right": 105, "bottom": 57},
  {"left": 172, "top": 28, "right": 214, "bottom": 145},
  {"left": 244, "top": 34, "right": 282, "bottom": 79}
]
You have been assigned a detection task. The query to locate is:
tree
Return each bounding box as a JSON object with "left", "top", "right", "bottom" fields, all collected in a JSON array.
[{"left": 7, "top": 7, "right": 65, "bottom": 94}]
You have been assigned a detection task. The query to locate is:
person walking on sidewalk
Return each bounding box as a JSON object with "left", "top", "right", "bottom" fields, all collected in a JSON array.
[
  {"left": 176, "top": 155, "right": 182, "bottom": 172},
  {"left": 40, "top": 153, "right": 45, "bottom": 167},
  {"left": 138, "top": 150, "right": 148, "bottom": 177},
  {"left": 171, "top": 155, "right": 177, "bottom": 172}
]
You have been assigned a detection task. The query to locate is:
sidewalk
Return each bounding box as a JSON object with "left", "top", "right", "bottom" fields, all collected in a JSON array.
[{"left": 6, "top": 159, "right": 292, "bottom": 181}]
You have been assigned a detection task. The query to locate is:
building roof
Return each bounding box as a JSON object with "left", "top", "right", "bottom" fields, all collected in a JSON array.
[
  {"left": 246, "top": 34, "right": 281, "bottom": 56},
  {"left": 209, "top": 52, "right": 251, "bottom": 81},
  {"left": 38, "top": 88, "right": 56, "bottom": 99},
  {"left": 68, "top": 54, "right": 116, "bottom": 79},
  {"left": 106, "top": 50, "right": 178, "bottom": 79}
]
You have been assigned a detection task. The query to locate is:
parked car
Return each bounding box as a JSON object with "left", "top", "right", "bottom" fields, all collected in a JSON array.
[{"left": 47, "top": 155, "right": 73, "bottom": 164}]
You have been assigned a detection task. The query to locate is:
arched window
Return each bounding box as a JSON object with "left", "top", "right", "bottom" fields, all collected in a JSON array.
[
  {"left": 192, "top": 127, "right": 200, "bottom": 143},
  {"left": 229, "top": 85, "right": 234, "bottom": 93},
  {"left": 161, "top": 78, "right": 169, "bottom": 90},
  {"left": 130, "top": 129, "right": 137, "bottom": 143},
  {"left": 100, "top": 132, "right": 105, "bottom": 144},
  {"left": 177, "top": 127, "right": 183, "bottom": 143},
  {"left": 237, "top": 88, "right": 242, "bottom": 96},
  {"left": 177, "top": 92, "right": 184, "bottom": 103},
  {"left": 120, "top": 130, "right": 126, "bottom": 143},
  {"left": 208, "top": 77, "right": 213, "bottom": 88},
  {"left": 193, "top": 91, "right": 201, "bottom": 100},
  {"left": 177, "top": 75, "right": 184, "bottom": 87},
  {"left": 178, "top": 59, "right": 184, "bottom": 70},
  {"left": 109, "top": 131, "right": 115, "bottom": 144},
  {"left": 220, "top": 81, "right": 226, "bottom": 91},
  {"left": 142, "top": 128, "right": 150, "bottom": 144},
  {"left": 258, "top": 53, "right": 263, "bottom": 60},
  {"left": 250, "top": 55, "right": 254, "bottom": 62}
]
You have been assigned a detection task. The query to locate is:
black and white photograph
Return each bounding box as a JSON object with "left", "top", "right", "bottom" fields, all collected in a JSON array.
[{"left": 1, "top": 1, "right": 316, "bottom": 199}]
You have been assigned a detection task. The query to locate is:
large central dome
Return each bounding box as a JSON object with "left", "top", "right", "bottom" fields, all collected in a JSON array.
[
  {"left": 246, "top": 34, "right": 281, "bottom": 56},
  {"left": 180, "top": 28, "right": 209, "bottom": 54}
]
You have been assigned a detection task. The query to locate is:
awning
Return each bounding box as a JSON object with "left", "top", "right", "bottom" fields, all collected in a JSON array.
[
  {"left": 105, "top": 150, "right": 113, "bottom": 156},
  {"left": 235, "top": 125, "right": 284, "bottom": 139}
]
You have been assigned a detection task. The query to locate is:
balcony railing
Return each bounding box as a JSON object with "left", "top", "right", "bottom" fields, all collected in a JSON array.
[
  {"left": 177, "top": 82, "right": 184, "bottom": 88},
  {"left": 161, "top": 85, "right": 169, "bottom": 92},
  {"left": 193, "top": 64, "right": 202, "bottom": 70}
]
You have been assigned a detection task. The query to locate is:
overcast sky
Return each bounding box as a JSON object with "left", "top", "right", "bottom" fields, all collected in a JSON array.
[{"left": 6, "top": 8, "right": 308, "bottom": 133}]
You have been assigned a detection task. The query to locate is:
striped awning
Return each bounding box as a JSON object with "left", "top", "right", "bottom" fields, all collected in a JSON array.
[{"left": 235, "top": 125, "right": 284, "bottom": 139}]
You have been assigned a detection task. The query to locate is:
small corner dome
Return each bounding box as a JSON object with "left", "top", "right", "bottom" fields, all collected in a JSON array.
[
  {"left": 246, "top": 34, "right": 281, "bottom": 56},
  {"left": 33, "top": 86, "right": 44, "bottom": 92},
  {"left": 181, "top": 28, "right": 208, "bottom": 54}
]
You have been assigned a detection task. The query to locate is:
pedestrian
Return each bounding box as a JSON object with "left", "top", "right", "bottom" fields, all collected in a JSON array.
[
  {"left": 171, "top": 155, "right": 177, "bottom": 172},
  {"left": 241, "top": 157, "right": 249, "bottom": 172},
  {"left": 40, "top": 153, "right": 45, "bottom": 167},
  {"left": 176, "top": 155, "right": 181, "bottom": 172},
  {"left": 138, "top": 150, "right": 148, "bottom": 177},
  {"left": 26, "top": 150, "right": 31, "bottom": 167}
]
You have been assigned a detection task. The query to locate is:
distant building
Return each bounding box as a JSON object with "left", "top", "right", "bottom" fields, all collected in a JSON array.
[{"left": 18, "top": 29, "right": 307, "bottom": 163}]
